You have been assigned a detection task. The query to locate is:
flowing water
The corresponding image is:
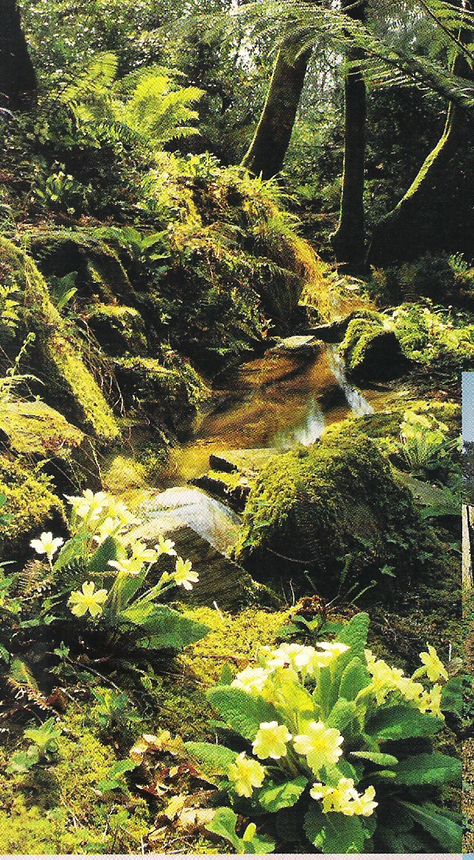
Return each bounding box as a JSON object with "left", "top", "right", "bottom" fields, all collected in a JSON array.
[{"left": 162, "top": 342, "right": 388, "bottom": 485}]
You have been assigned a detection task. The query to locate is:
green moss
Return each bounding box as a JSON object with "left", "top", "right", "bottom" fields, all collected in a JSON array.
[
  {"left": 113, "top": 356, "right": 202, "bottom": 437},
  {"left": 0, "top": 400, "right": 84, "bottom": 456},
  {"left": 0, "top": 454, "right": 64, "bottom": 557},
  {"left": 24, "top": 227, "right": 134, "bottom": 305},
  {"left": 235, "top": 424, "right": 425, "bottom": 595},
  {"left": 340, "top": 314, "right": 409, "bottom": 381},
  {"left": 153, "top": 607, "right": 289, "bottom": 740},
  {"left": 86, "top": 304, "right": 147, "bottom": 356},
  {"left": 0, "top": 236, "right": 119, "bottom": 442},
  {"left": 0, "top": 712, "right": 150, "bottom": 854}
]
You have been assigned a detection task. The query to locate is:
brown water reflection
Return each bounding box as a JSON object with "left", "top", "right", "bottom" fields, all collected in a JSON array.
[{"left": 162, "top": 345, "right": 388, "bottom": 485}]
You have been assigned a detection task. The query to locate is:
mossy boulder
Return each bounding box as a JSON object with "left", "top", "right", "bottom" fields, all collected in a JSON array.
[
  {"left": 24, "top": 227, "right": 135, "bottom": 305},
  {"left": 113, "top": 357, "right": 204, "bottom": 437},
  {"left": 0, "top": 454, "right": 64, "bottom": 558},
  {"left": 340, "top": 315, "right": 410, "bottom": 381},
  {"left": 235, "top": 425, "right": 424, "bottom": 596},
  {"left": 0, "top": 236, "right": 119, "bottom": 442},
  {"left": 0, "top": 400, "right": 101, "bottom": 491},
  {"left": 86, "top": 304, "right": 147, "bottom": 356}
]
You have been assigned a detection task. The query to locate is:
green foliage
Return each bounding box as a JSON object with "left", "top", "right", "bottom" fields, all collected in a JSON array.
[
  {"left": 62, "top": 53, "right": 205, "bottom": 151},
  {"left": 206, "top": 807, "right": 275, "bottom": 854},
  {"left": 187, "top": 613, "right": 462, "bottom": 853},
  {"left": 8, "top": 718, "right": 62, "bottom": 774},
  {"left": 399, "top": 409, "right": 461, "bottom": 476}
]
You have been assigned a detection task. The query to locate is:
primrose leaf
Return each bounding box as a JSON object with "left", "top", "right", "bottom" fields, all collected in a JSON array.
[
  {"left": 207, "top": 686, "right": 281, "bottom": 740},
  {"left": 259, "top": 776, "right": 308, "bottom": 812},
  {"left": 400, "top": 801, "right": 462, "bottom": 852},
  {"left": 185, "top": 741, "right": 237, "bottom": 776},
  {"left": 339, "top": 656, "right": 371, "bottom": 701},
  {"left": 395, "top": 753, "right": 461, "bottom": 787},
  {"left": 366, "top": 705, "right": 443, "bottom": 740}
]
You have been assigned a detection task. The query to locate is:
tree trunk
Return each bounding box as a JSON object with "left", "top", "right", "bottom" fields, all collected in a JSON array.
[
  {"left": 331, "top": 0, "right": 368, "bottom": 272},
  {"left": 242, "top": 37, "right": 312, "bottom": 179},
  {"left": 0, "top": 0, "right": 37, "bottom": 111},
  {"left": 367, "top": 1, "right": 474, "bottom": 266}
]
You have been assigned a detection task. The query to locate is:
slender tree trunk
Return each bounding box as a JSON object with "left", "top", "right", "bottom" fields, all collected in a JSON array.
[
  {"left": 242, "top": 37, "right": 312, "bottom": 179},
  {"left": 0, "top": 0, "right": 37, "bottom": 111},
  {"left": 367, "top": 0, "right": 473, "bottom": 265},
  {"left": 331, "top": 0, "right": 368, "bottom": 272}
]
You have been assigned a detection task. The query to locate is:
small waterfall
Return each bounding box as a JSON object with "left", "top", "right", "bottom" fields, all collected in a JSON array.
[
  {"left": 327, "top": 344, "right": 374, "bottom": 417},
  {"left": 271, "top": 396, "right": 326, "bottom": 449}
]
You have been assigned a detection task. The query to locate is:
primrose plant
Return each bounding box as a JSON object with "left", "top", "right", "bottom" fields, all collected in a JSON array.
[
  {"left": 187, "top": 614, "right": 462, "bottom": 854},
  {"left": 29, "top": 489, "right": 209, "bottom": 653}
]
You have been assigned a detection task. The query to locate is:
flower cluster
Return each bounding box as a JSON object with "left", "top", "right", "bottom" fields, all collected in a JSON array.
[
  {"left": 29, "top": 489, "right": 200, "bottom": 621},
  {"left": 311, "top": 778, "right": 377, "bottom": 817},
  {"left": 224, "top": 636, "right": 449, "bottom": 819},
  {"left": 365, "top": 647, "right": 446, "bottom": 717}
]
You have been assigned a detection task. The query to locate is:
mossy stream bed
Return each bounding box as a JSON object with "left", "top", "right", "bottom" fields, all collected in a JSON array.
[
  {"left": 162, "top": 340, "right": 391, "bottom": 486},
  {"left": 1, "top": 330, "right": 467, "bottom": 855}
]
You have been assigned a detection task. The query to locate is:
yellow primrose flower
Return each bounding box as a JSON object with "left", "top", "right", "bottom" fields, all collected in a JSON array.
[
  {"left": 155, "top": 535, "right": 177, "bottom": 557},
  {"left": 105, "top": 499, "right": 138, "bottom": 526},
  {"left": 293, "top": 721, "right": 343, "bottom": 773},
  {"left": 352, "top": 785, "right": 378, "bottom": 817},
  {"left": 252, "top": 721, "right": 292, "bottom": 760},
  {"left": 173, "top": 557, "right": 199, "bottom": 590},
  {"left": 30, "top": 531, "right": 64, "bottom": 563},
  {"left": 260, "top": 643, "right": 320, "bottom": 676},
  {"left": 108, "top": 556, "right": 144, "bottom": 576},
  {"left": 418, "top": 683, "right": 443, "bottom": 718},
  {"left": 69, "top": 581, "right": 108, "bottom": 618},
  {"left": 316, "top": 641, "right": 350, "bottom": 659},
  {"left": 311, "top": 778, "right": 377, "bottom": 817},
  {"left": 232, "top": 666, "right": 270, "bottom": 695},
  {"left": 93, "top": 517, "right": 121, "bottom": 544},
  {"left": 129, "top": 541, "right": 158, "bottom": 566},
  {"left": 65, "top": 489, "right": 109, "bottom": 521},
  {"left": 228, "top": 752, "right": 265, "bottom": 797},
  {"left": 397, "top": 677, "right": 425, "bottom": 703},
  {"left": 367, "top": 658, "right": 405, "bottom": 704},
  {"left": 419, "top": 645, "right": 449, "bottom": 683}
]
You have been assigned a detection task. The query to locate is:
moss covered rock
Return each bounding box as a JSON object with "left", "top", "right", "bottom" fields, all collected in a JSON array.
[
  {"left": 0, "top": 236, "right": 119, "bottom": 442},
  {"left": 0, "top": 454, "right": 64, "bottom": 557},
  {"left": 86, "top": 304, "right": 147, "bottom": 356},
  {"left": 340, "top": 315, "right": 410, "bottom": 381},
  {"left": 235, "top": 425, "right": 424, "bottom": 595},
  {"left": 113, "top": 356, "right": 203, "bottom": 437},
  {"left": 0, "top": 400, "right": 101, "bottom": 491},
  {"left": 24, "top": 227, "right": 135, "bottom": 305}
]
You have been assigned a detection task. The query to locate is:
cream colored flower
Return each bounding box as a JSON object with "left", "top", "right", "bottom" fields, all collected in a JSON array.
[
  {"left": 252, "top": 721, "right": 292, "bottom": 760},
  {"left": 310, "top": 778, "right": 377, "bottom": 817},
  {"left": 293, "top": 721, "right": 343, "bottom": 773},
  {"left": 173, "top": 557, "right": 199, "bottom": 590},
  {"left": 30, "top": 531, "right": 64, "bottom": 563},
  {"left": 109, "top": 556, "right": 143, "bottom": 575},
  {"left": 105, "top": 499, "right": 138, "bottom": 527},
  {"left": 66, "top": 489, "right": 109, "bottom": 521},
  {"left": 232, "top": 666, "right": 270, "bottom": 695},
  {"left": 419, "top": 645, "right": 449, "bottom": 683},
  {"left": 93, "top": 517, "right": 121, "bottom": 544},
  {"left": 129, "top": 540, "right": 158, "bottom": 566},
  {"left": 154, "top": 535, "right": 177, "bottom": 557},
  {"left": 69, "top": 581, "right": 108, "bottom": 618},
  {"left": 228, "top": 752, "right": 265, "bottom": 797},
  {"left": 418, "top": 683, "right": 444, "bottom": 718}
]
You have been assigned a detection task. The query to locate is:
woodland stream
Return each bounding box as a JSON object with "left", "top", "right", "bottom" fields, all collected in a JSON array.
[{"left": 163, "top": 341, "right": 388, "bottom": 487}]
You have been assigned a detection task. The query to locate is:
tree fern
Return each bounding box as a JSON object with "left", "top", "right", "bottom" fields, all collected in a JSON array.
[
  {"left": 62, "top": 53, "right": 205, "bottom": 150},
  {"left": 178, "top": 0, "right": 474, "bottom": 108}
]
